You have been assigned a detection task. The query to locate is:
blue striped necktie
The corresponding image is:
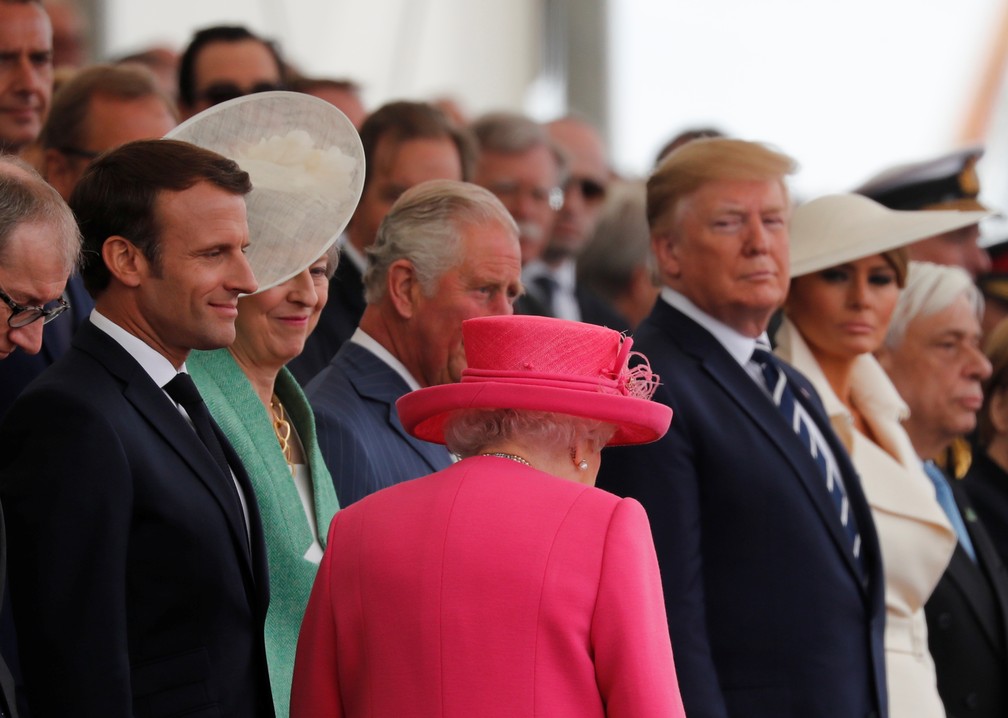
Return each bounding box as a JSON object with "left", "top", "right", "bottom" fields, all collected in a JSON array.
[{"left": 751, "top": 347, "right": 866, "bottom": 576}]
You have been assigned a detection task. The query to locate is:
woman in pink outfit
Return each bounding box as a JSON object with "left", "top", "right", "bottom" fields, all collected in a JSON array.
[{"left": 291, "top": 314, "right": 684, "bottom": 717}]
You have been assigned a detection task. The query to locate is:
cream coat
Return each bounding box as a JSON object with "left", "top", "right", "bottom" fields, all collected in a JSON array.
[{"left": 777, "top": 318, "right": 955, "bottom": 718}]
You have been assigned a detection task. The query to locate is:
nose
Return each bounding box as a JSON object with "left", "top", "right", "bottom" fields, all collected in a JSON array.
[
  {"left": 969, "top": 245, "right": 992, "bottom": 278},
  {"left": 287, "top": 268, "right": 319, "bottom": 306},
  {"left": 229, "top": 252, "right": 258, "bottom": 295},
  {"left": 966, "top": 342, "right": 993, "bottom": 380},
  {"left": 12, "top": 54, "right": 45, "bottom": 94},
  {"left": 847, "top": 274, "right": 871, "bottom": 307},
  {"left": 9, "top": 321, "right": 44, "bottom": 355},
  {"left": 744, "top": 215, "right": 771, "bottom": 254}
]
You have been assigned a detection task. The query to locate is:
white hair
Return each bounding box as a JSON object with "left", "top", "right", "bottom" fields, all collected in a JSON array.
[
  {"left": 443, "top": 408, "right": 615, "bottom": 459},
  {"left": 884, "top": 261, "right": 983, "bottom": 349}
]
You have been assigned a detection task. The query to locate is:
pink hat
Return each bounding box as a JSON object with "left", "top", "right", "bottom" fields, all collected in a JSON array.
[{"left": 396, "top": 315, "right": 672, "bottom": 446}]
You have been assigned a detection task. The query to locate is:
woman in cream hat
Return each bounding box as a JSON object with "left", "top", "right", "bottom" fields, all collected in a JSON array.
[
  {"left": 291, "top": 314, "right": 684, "bottom": 717},
  {"left": 776, "top": 192, "right": 988, "bottom": 717},
  {"left": 168, "top": 91, "right": 365, "bottom": 717}
]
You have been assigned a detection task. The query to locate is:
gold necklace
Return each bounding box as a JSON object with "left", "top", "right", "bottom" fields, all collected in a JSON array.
[{"left": 270, "top": 394, "right": 294, "bottom": 474}]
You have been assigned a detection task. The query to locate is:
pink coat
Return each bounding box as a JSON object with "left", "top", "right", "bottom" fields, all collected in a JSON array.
[{"left": 291, "top": 455, "right": 685, "bottom": 717}]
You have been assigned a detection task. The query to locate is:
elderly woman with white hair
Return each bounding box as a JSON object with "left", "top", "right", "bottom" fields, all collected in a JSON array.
[
  {"left": 292, "top": 314, "right": 685, "bottom": 718},
  {"left": 775, "top": 194, "right": 989, "bottom": 717}
]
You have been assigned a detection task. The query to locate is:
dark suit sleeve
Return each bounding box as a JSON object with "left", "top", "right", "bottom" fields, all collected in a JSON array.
[
  {"left": 314, "top": 398, "right": 383, "bottom": 507},
  {"left": 598, "top": 382, "right": 729, "bottom": 718},
  {"left": 1, "top": 390, "right": 135, "bottom": 716}
]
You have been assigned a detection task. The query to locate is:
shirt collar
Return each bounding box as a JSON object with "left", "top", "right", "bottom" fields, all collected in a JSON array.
[
  {"left": 89, "top": 309, "right": 182, "bottom": 388},
  {"left": 348, "top": 327, "right": 422, "bottom": 391},
  {"left": 660, "top": 287, "right": 762, "bottom": 367}
]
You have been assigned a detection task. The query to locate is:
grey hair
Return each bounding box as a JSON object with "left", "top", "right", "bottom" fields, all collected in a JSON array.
[
  {"left": 323, "top": 241, "right": 340, "bottom": 280},
  {"left": 443, "top": 408, "right": 616, "bottom": 459},
  {"left": 577, "top": 180, "right": 657, "bottom": 300},
  {"left": 0, "top": 155, "right": 81, "bottom": 273},
  {"left": 884, "top": 261, "right": 983, "bottom": 350},
  {"left": 363, "top": 179, "right": 518, "bottom": 303},
  {"left": 471, "top": 111, "right": 568, "bottom": 181}
]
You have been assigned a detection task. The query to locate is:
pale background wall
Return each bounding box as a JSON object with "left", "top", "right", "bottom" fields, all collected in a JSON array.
[{"left": 86, "top": 0, "right": 1008, "bottom": 221}]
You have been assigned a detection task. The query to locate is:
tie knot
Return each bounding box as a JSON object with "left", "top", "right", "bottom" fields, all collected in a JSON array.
[
  {"left": 164, "top": 372, "right": 202, "bottom": 407},
  {"left": 750, "top": 344, "right": 775, "bottom": 367}
]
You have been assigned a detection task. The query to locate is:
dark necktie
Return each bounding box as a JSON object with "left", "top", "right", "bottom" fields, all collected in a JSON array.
[
  {"left": 751, "top": 347, "right": 866, "bottom": 576},
  {"left": 923, "top": 460, "right": 977, "bottom": 562},
  {"left": 163, "top": 372, "right": 235, "bottom": 485},
  {"left": 532, "top": 275, "right": 559, "bottom": 316}
]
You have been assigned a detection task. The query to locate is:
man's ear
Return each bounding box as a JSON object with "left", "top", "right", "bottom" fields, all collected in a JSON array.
[
  {"left": 652, "top": 230, "right": 681, "bottom": 281},
  {"left": 102, "top": 236, "right": 148, "bottom": 288},
  {"left": 386, "top": 258, "right": 420, "bottom": 319}
]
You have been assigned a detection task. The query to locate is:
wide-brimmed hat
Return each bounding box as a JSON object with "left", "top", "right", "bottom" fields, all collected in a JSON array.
[
  {"left": 396, "top": 315, "right": 672, "bottom": 446},
  {"left": 166, "top": 91, "right": 365, "bottom": 292},
  {"left": 789, "top": 193, "right": 990, "bottom": 278}
]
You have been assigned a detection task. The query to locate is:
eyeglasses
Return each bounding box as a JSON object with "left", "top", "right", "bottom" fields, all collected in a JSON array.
[
  {"left": 490, "top": 181, "right": 565, "bottom": 212},
  {"left": 566, "top": 177, "right": 607, "bottom": 203},
  {"left": 197, "top": 81, "right": 287, "bottom": 107},
  {"left": 0, "top": 288, "right": 70, "bottom": 328}
]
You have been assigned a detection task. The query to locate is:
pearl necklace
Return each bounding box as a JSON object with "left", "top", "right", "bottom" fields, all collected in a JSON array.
[{"left": 481, "top": 452, "right": 531, "bottom": 466}]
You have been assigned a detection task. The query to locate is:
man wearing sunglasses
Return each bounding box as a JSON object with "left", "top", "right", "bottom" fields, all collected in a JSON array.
[
  {"left": 177, "top": 24, "right": 286, "bottom": 119},
  {"left": 518, "top": 115, "right": 628, "bottom": 330}
]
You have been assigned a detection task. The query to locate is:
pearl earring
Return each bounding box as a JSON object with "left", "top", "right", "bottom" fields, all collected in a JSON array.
[{"left": 578, "top": 459, "right": 589, "bottom": 471}]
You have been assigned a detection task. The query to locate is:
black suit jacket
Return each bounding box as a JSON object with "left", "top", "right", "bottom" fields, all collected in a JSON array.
[
  {"left": 0, "top": 322, "right": 274, "bottom": 717},
  {"left": 289, "top": 258, "right": 364, "bottom": 385},
  {"left": 930, "top": 455, "right": 1008, "bottom": 717},
  {"left": 0, "top": 503, "right": 17, "bottom": 718},
  {"left": 597, "top": 300, "right": 887, "bottom": 718}
]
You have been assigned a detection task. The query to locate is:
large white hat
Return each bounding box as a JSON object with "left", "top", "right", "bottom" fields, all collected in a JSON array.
[
  {"left": 789, "top": 193, "right": 990, "bottom": 278},
  {"left": 166, "top": 91, "right": 365, "bottom": 292}
]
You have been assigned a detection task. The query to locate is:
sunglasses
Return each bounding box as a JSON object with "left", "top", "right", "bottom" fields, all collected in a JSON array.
[
  {"left": 197, "top": 81, "right": 287, "bottom": 107},
  {"left": 566, "top": 177, "right": 607, "bottom": 202}
]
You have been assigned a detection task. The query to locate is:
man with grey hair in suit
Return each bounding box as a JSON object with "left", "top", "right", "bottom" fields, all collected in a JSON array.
[{"left": 307, "top": 179, "right": 522, "bottom": 507}]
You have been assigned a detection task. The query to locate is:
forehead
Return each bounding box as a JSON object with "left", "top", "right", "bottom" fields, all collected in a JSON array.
[
  {"left": 549, "top": 121, "right": 607, "bottom": 179},
  {"left": 909, "top": 294, "right": 979, "bottom": 339},
  {"left": 684, "top": 178, "right": 787, "bottom": 213},
  {"left": 477, "top": 146, "right": 559, "bottom": 186},
  {"left": 192, "top": 39, "right": 280, "bottom": 86},
  {"left": 0, "top": 3, "right": 52, "bottom": 49},
  {"left": 84, "top": 94, "right": 177, "bottom": 149},
  {"left": 0, "top": 220, "right": 70, "bottom": 303},
  {"left": 370, "top": 135, "right": 462, "bottom": 184},
  {"left": 456, "top": 219, "right": 521, "bottom": 268},
  {"left": 153, "top": 181, "right": 248, "bottom": 245}
]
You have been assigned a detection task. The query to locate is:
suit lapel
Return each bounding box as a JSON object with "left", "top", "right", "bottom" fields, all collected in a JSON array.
[
  {"left": 75, "top": 324, "right": 257, "bottom": 584},
  {"left": 343, "top": 343, "right": 453, "bottom": 472},
  {"left": 951, "top": 482, "right": 1008, "bottom": 657},
  {"left": 652, "top": 302, "right": 871, "bottom": 588}
]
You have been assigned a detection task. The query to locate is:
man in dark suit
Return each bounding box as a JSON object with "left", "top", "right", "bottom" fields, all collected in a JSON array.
[
  {"left": 0, "top": 139, "right": 275, "bottom": 717},
  {"left": 0, "top": 155, "right": 81, "bottom": 718},
  {"left": 878, "top": 261, "right": 1008, "bottom": 718},
  {"left": 597, "top": 138, "right": 887, "bottom": 718},
  {"left": 307, "top": 179, "right": 522, "bottom": 506},
  {"left": 289, "top": 101, "right": 473, "bottom": 385}
]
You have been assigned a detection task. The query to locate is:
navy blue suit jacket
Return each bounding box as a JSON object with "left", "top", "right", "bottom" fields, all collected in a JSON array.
[
  {"left": 0, "top": 322, "right": 273, "bottom": 717},
  {"left": 289, "top": 259, "right": 364, "bottom": 386},
  {"left": 929, "top": 456, "right": 1008, "bottom": 717},
  {"left": 597, "top": 300, "right": 887, "bottom": 718},
  {"left": 307, "top": 341, "right": 453, "bottom": 507}
]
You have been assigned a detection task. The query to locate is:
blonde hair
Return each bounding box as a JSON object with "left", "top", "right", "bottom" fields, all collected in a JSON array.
[{"left": 647, "top": 138, "right": 797, "bottom": 234}]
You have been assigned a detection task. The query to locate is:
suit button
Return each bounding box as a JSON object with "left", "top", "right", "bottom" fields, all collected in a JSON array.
[
  {"left": 966, "top": 692, "right": 980, "bottom": 709},
  {"left": 937, "top": 612, "right": 952, "bottom": 629}
]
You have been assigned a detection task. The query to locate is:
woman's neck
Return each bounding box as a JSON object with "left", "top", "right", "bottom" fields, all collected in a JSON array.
[{"left": 229, "top": 348, "right": 279, "bottom": 408}]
